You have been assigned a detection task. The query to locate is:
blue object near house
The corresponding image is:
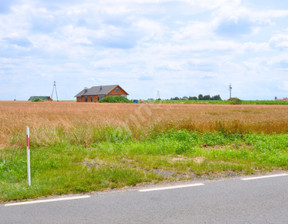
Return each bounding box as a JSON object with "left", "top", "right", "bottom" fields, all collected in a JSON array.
[{"left": 133, "top": 100, "right": 139, "bottom": 103}]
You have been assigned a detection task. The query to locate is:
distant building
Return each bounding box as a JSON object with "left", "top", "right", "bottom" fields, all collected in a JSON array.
[
  {"left": 28, "top": 96, "right": 52, "bottom": 101},
  {"left": 275, "top": 97, "right": 288, "bottom": 101},
  {"left": 75, "top": 85, "right": 129, "bottom": 102}
]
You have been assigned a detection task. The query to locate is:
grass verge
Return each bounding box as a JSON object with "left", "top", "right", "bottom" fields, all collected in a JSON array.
[{"left": 1, "top": 130, "right": 288, "bottom": 202}]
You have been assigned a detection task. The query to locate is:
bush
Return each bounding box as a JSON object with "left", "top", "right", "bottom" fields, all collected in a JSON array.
[
  {"left": 99, "top": 96, "right": 132, "bottom": 103},
  {"left": 228, "top": 98, "right": 242, "bottom": 105},
  {"left": 32, "top": 98, "right": 43, "bottom": 102}
]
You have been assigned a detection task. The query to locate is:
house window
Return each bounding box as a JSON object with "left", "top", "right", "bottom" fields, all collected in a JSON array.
[
  {"left": 85, "top": 96, "right": 88, "bottom": 102},
  {"left": 91, "top": 96, "right": 93, "bottom": 102},
  {"left": 99, "top": 95, "right": 105, "bottom": 100},
  {"left": 116, "top": 88, "right": 119, "bottom": 92}
]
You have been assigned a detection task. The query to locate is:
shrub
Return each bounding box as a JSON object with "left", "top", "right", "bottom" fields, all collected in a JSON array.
[
  {"left": 228, "top": 98, "right": 242, "bottom": 105},
  {"left": 32, "top": 98, "right": 44, "bottom": 102},
  {"left": 99, "top": 96, "right": 132, "bottom": 103}
]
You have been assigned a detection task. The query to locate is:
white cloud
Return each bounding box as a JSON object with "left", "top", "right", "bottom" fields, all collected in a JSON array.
[
  {"left": 213, "top": 1, "right": 288, "bottom": 23},
  {"left": 1, "top": 0, "right": 288, "bottom": 100},
  {"left": 270, "top": 33, "right": 288, "bottom": 50},
  {"left": 211, "top": 2, "right": 288, "bottom": 37},
  {"left": 172, "top": 22, "right": 213, "bottom": 41}
]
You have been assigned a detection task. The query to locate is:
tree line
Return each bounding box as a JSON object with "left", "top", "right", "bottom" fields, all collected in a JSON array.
[{"left": 170, "top": 94, "right": 222, "bottom": 101}]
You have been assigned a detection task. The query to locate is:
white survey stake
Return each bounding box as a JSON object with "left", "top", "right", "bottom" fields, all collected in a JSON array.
[{"left": 26, "top": 126, "right": 31, "bottom": 186}]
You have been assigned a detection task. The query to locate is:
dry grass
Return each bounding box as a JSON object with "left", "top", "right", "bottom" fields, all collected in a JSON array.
[{"left": 1, "top": 101, "right": 288, "bottom": 148}]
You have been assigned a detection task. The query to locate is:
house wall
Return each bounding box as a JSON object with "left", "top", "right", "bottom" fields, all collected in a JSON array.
[
  {"left": 91, "top": 95, "right": 99, "bottom": 102},
  {"left": 77, "top": 96, "right": 86, "bottom": 102},
  {"left": 108, "top": 86, "right": 128, "bottom": 96},
  {"left": 77, "top": 95, "right": 99, "bottom": 102}
]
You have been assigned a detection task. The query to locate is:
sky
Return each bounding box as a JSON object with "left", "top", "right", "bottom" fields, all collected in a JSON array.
[{"left": 1, "top": 0, "right": 288, "bottom": 100}]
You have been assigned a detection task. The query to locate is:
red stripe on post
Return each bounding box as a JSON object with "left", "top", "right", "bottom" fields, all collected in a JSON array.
[{"left": 27, "top": 135, "right": 30, "bottom": 149}]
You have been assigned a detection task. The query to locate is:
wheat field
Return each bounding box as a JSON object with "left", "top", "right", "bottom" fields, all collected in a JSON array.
[{"left": 1, "top": 101, "right": 288, "bottom": 148}]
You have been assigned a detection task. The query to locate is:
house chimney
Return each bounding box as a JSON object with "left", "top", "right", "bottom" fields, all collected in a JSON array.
[
  {"left": 100, "top": 85, "right": 102, "bottom": 91},
  {"left": 83, "top": 87, "right": 88, "bottom": 94}
]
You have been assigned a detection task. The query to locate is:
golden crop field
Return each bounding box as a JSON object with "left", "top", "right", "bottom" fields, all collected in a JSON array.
[{"left": 1, "top": 101, "right": 288, "bottom": 149}]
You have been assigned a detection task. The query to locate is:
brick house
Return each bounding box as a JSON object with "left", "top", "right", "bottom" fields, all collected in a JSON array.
[{"left": 75, "top": 85, "right": 129, "bottom": 102}]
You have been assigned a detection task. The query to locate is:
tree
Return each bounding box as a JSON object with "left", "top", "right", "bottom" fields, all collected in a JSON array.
[
  {"left": 203, "top": 95, "right": 211, "bottom": 100},
  {"left": 171, "top": 97, "right": 180, "bottom": 100},
  {"left": 211, "top": 95, "right": 222, "bottom": 100},
  {"left": 198, "top": 94, "right": 203, "bottom": 100},
  {"left": 188, "top": 96, "right": 197, "bottom": 100}
]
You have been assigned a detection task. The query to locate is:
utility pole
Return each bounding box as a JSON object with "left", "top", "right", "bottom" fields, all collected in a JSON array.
[
  {"left": 156, "top": 90, "right": 161, "bottom": 100},
  {"left": 229, "top": 83, "right": 232, "bottom": 99},
  {"left": 51, "top": 81, "right": 59, "bottom": 101}
]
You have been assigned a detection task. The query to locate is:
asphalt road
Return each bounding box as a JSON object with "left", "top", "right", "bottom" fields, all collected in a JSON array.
[{"left": 1, "top": 173, "right": 288, "bottom": 224}]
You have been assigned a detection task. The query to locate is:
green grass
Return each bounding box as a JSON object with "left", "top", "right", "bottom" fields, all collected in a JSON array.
[
  {"left": 1, "top": 129, "right": 288, "bottom": 202},
  {"left": 148, "top": 100, "right": 288, "bottom": 105}
]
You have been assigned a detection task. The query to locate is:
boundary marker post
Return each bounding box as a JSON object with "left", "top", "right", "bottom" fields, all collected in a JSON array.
[{"left": 26, "top": 126, "right": 31, "bottom": 186}]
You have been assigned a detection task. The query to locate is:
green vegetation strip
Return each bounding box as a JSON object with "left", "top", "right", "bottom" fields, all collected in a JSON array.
[
  {"left": 150, "top": 100, "right": 288, "bottom": 105},
  {"left": 1, "top": 130, "right": 288, "bottom": 201},
  {"left": 99, "top": 95, "right": 133, "bottom": 103}
]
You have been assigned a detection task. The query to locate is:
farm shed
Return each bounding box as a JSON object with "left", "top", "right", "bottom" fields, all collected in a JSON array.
[
  {"left": 28, "top": 96, "right": 52, "bottom": 101},
  {"left": 75, "top": 85, "right": 129, "bottom": 102}
]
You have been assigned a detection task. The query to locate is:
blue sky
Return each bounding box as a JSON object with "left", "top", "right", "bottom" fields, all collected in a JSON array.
[{"left": 1, "top": 0, "right": 288, "bottom": 100}]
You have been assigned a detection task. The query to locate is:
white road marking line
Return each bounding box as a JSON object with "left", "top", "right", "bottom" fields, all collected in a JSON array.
[
  {"left": 242, "top": 173, "right": 288, "bottom": 181},
  {"left": 139, "top": 183, "right": 204, "bottom": 192},
  {"left": 4, "top": 195, "right": 90, "bottom": 207}
]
